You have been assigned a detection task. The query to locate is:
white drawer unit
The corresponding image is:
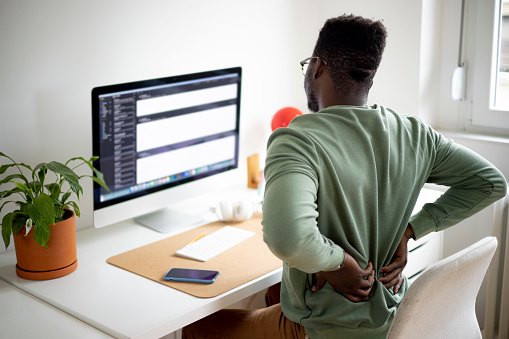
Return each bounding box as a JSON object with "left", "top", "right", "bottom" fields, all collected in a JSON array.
[{"left": 404, "top": 231, "right": 443, "bottom": 283}]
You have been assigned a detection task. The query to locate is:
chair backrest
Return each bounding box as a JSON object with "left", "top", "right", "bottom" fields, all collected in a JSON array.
[{"left": 387, "top": 236, "right": 498, "bottom": 339}]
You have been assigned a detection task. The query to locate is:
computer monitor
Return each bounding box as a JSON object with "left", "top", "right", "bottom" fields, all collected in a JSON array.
[{"left": 91, "top": 67, "right": 242, "bottom": 232}]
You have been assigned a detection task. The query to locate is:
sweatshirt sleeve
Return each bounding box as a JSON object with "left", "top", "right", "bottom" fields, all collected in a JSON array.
[
  {"left": 409, "top": 129, "right": 507, "bottom": 240},
  {"left": 262, "top": 128, "right": 344, "bottom": 273}
]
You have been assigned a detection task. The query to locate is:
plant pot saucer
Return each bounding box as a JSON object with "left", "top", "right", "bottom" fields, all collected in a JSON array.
[{"left": 15, "top": 260, "right": 78, "bottom": 280}]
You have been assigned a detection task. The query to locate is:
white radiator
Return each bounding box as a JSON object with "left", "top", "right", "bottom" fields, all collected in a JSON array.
[{"left": 484, "top": 192, "right": 509, "bottom": 339}]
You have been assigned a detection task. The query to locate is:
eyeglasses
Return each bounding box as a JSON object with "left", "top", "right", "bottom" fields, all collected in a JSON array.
[{"left": 300, "top": 57, "right": 328, "bottom": 75}]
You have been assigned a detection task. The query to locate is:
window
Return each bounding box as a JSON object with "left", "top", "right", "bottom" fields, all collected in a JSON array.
[
  {"left": 459, "top": 0, "right": 509, "bottom": 134},
  {"left": 494, "top": 1, "right": 509, "bottom": 108}
]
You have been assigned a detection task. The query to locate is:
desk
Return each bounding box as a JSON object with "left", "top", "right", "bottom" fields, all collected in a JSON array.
[
  {"left": 0, "top": 186, "right": 443, "bottom": 339},
  {"left": 0, "top": 188, "right": 281, "bottom": 339}
]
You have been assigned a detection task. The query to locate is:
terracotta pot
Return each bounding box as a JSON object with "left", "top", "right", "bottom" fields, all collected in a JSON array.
[{"left": 13, "top": 209, "right": 78, "bottom": 280}]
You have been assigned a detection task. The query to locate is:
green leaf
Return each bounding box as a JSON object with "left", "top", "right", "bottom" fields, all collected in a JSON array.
[
  {"left": 33, "top": 162, "right": 46, "bottom": 173},
  {"left": 1, "top": 212, "right": 14, "bottom": 249},
  {"left": 0, "top": 173, "right": 28, "bottom": 186},
  {"left": 0, "top": 163, "right": 18, "bottom": 175},
  {"left": 33, "top": 220, "right": 50, "bottom": 248},
  {"left": 54, "top": 207, "right": 65, "bottom": 222},
  {"left": 0, "top": 152, "right": 16, "bottom": 165},
  {"left": 0, "top": 154, "right": 32, "bottom": 170},
  {"left": 17, "top": 202, "right": 28, "bottom": 214},
  {"left": 1, "top": 186, "right": 27, "bottom": 204},
  {"left": 11, "top": 181, "right": 28, "bottom": 191},
  {"left": 28, "top": 194, "right": 53, "bottom": 248},
  {"left": 67, "top": 156, "right": 97, "bottom": 168},
  {"left": 70, "top": 183, "right": 83, "bottom": 199},
  {"left": 0, "top": 200, "right": 13, "bottom": 215},
  {"left": 68, "top": 200, "right": 80, "bottom": 218},
  {"left": 45, "top": 161, "right": 79, "bottom": 180},
  {"left": 61, "top": 191, "right": 71, "bottom": 203},
  {"left": 66, "top": 156, "right": 87, "bottom": 165},
  {"left": 27, "top": 181, "right": 41, "bottom": 195},
  {"left": 28, "top": 193, "right": 56, "bottom": 227},
  {"left": 45, "top": 161, "right": 83, "bottom": 198},
  {"left": 91, "top": 169, "right": 106, "bottom": 186},
  {"left": 53, "top": 199, "right": 63, "bottom": 208},
  {"left": 83, "top": 174, "right": 110, "bottom": 192},
  {"left": 89, "top": 165, "right": 109, "bottom": 192},
  {"left": 16, "top": 163, "right": 33, "bottom": 172},
  {"left": 69, "top": 157, "right": 109, "bottom": 192},
  {"left": 45, "top": 183, "right": 61, "bottom": 199},
  {"left": 37, "top": 168, "right": 47, "bottom": 185},
  {"left": 12, "top": 216, "right": 26, "bottom": 235}
]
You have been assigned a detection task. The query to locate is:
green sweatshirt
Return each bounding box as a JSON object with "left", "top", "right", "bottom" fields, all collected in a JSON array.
[{"left": 262, "top": 105, "right": 507, "bottom": 338}]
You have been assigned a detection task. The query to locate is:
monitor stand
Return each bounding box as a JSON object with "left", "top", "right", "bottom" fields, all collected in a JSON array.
[{"left": 134, "top": 207, "right": 204, "bottom": 233}]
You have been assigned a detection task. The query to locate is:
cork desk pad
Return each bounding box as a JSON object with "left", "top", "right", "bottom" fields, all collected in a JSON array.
[{"left": 107, "top": 212, "right": 282, "bottom": 298}]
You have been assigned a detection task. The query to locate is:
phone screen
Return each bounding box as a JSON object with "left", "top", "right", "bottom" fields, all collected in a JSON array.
[{"left": 164, "top": 268, "right": 220, "bottom": 283}]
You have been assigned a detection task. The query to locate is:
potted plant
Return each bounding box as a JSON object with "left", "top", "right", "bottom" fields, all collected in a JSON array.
[{"left": 0, "top": 152, "right": 108, "bottom": 280}]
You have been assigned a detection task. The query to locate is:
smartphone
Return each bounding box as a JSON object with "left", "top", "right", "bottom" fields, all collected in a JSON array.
[{"left": 163, "top": 268, "right": 220, "bottom": 284}]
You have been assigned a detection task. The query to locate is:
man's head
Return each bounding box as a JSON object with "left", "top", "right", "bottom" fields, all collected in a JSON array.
[{"left": 304, "top": 14, "right": 387, "bottom": 112}]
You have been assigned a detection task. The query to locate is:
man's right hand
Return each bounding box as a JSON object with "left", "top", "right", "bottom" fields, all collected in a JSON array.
[
  {"left": 311, "top": 251, "right": 375, "bottom": 303},
  {"left": 378, "top": 224, "right": 414, "bottom": 294}
]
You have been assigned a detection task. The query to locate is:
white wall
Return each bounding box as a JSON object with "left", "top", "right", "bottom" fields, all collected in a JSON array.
[
  {"left": 0, "top": 0, "right": 307, "bottom": 234},
  {"left": 312, "top": 0, "right": 424, "bottom": 114},
  {"left": 0, "top": 0, "right": 425, "bottom": 240}
]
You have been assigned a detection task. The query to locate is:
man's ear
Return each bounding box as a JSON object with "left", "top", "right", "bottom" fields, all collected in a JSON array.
[{"left": 312, "top": 58, "right": 326, "bottom": 79}]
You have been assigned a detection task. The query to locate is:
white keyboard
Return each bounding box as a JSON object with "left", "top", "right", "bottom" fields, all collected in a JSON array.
[{"left": 175, "top": 226, "right": 255, "bottom": 262}]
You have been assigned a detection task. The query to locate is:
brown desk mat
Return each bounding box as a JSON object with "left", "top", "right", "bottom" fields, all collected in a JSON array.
[{"left": 107, "top": 212, "right": 282, "bottom": 298}]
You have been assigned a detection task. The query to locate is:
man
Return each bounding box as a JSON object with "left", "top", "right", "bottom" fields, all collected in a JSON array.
[{"left": 183, "top": 14, "right": 507, "bottom": 338}]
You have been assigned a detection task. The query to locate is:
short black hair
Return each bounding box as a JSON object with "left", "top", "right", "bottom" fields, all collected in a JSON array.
[{"left": 312, "top": 14, "right": 387, "bottom": 95}]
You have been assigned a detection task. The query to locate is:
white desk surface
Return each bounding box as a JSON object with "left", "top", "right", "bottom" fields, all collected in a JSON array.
[
  {"left": 0, "top": 188, "right": 281, "bottom": 339},
  {"left": 0, "top": 279, "right": 113, "bottom": 339},
  {"left": 0, "top": 186, "right": 443, "bottom": 339}
]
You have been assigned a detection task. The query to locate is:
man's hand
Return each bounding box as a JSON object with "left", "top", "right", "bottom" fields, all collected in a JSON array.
[
  {"left": 378, "top": 224, "right": 414, "bottom": 294},
  {"left": 311, "top": 251, "right": 375, "bottom": 303}
]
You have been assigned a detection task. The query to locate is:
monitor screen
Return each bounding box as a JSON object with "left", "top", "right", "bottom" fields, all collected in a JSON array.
[{"left": 91, "top": 67, "right": 241, "bottom": 232}]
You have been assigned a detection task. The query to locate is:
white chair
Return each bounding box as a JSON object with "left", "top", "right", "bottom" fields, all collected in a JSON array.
[{"left": 387, "top": 236, "right": 498, "bottom": 339}]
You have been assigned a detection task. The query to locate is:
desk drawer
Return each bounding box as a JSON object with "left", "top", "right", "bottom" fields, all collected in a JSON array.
[{"left": 403, "top": 231, "right": 442, "bottom": 283}]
